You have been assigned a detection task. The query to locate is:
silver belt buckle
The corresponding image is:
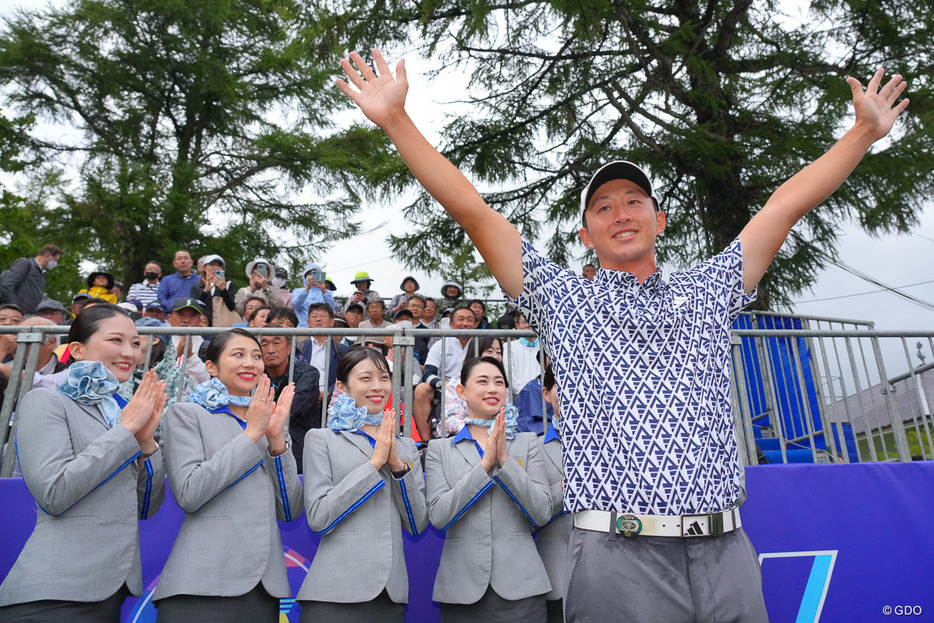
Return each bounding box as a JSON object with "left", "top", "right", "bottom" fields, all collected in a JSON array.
[
  {"left": 681, "top": 512, "right": 724, "bottom": 537},
  {"left": 615, "top": 513, "right": 643, "bottom": 537}
]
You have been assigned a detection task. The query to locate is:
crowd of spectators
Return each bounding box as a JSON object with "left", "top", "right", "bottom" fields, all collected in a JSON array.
[
  {"left": 0, "top": 244, "right": 574, "bottom": 620},
  {"left": 1, "top": 244, "right": 596, "bottom": 452}
]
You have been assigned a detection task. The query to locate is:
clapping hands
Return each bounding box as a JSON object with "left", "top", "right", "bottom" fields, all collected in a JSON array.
[
  {"left": 245, "top": 375, "right": 275, "bottom": 442},
  {"left": 121, "top": 370, "right": 166, "bottom": 455},
  {"left": 480, "top": 409, "right": 509, "bottom": 471},
  {"left": 370, "top": 408, "right": 403, "bottom": 471}
]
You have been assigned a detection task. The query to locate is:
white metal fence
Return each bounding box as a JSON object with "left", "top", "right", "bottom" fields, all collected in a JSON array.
[{"left": 3, "top": 317, "right": 932, "bottom": 477}]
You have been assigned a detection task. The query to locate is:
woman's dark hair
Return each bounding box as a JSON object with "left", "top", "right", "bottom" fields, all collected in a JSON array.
[
  {"left": 203, "top": 328, "right": 261, "bottom": 366},
  {"left": 67, "top": 303, "right": 131, "bottom": 347},
  {"left": 147, "top": 337, "right": 168, "bottom": 366},
  {"left": 336, "top": 345, "right": 391, "bottom": 385},
  {"left": 543, "top": 363, "right": 556, "bottom": 391},
  {"left": 464, "top": 336, "right": 502, "bottom": 359},
  {"left": 461, "top": 356, "right": 509, "bottom": 388},
  {"left": 81, "top": 297, "right": 112, "bottom": 309}
]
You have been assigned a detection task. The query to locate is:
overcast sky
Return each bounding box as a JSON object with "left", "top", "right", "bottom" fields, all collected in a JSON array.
[
  {"left": 2, "top": 0, "right": 931, "bottom": 372},
  {"left": 330, "top": 50, "right": 934, "bottom": 343}
]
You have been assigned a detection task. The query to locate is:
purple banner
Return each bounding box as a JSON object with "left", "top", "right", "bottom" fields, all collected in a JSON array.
[{"left": 2, "top": 463, "right": 932, "bottom": 622}]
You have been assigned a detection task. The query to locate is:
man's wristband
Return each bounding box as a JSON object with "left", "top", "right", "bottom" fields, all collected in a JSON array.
[{"left": 140, "top": 445, "right": 159, "bottom": 459}]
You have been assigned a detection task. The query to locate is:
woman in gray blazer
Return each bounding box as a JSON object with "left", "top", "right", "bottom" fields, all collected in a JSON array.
[
  {"left": 298, "top": 346, "right": 428, "bottom": 623},
  {"left": 426, "top": 356, "right": 553, "bottom": 622},
  {"left": 0, "top": 304, "right": 166, "bottom": 622},
  {"left": 153, "top": 328, "right": 302, "bottom": 622}
]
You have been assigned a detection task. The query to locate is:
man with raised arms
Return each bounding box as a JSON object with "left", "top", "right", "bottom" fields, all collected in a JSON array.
[{"left": 337, "top": 49, "right": 908, "bottom": 621}]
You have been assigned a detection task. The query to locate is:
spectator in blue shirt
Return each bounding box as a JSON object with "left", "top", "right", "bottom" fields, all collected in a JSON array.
[
  {"left": 292, "top": 263, "right": 336, "bottom": 327},
  {"left": 157, "top": 250, "right": 200, "bottom": 310}
]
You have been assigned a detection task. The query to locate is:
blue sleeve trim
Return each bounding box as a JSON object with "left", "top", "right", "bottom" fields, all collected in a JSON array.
[
  {"left": 312, "top": 480, "right": 386, "bottom": 536},
  {"left": 229, "top": 460, "right": 264, "bottom": 489},
  {"left": 493, "top": 475, "right": 540, "bottom": 528},
  {"left": 275, "top": 456, "right": 292, "bottom": 522},
  {"left": 22, "top": 435, "right": 142, "bottom": 517},
  {"left": 96, "top": 452, "right": 142, "bottom": 491},
  {"left": 139, "top": 458, "right": 154, "bottom": 519},
  {"left": 440, "top": 480, "right": 494, "bottom": 531},
  {"left": 399, "top": 479, "right": 418, "bottom": 535},
  {"left": 191, "top": 459, "right": 265, "bottom": 513}
]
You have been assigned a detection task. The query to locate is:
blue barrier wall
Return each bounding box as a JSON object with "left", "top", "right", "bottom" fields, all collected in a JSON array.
[{"left": 2, "top": 463, "right": 932, "bottom": 622}]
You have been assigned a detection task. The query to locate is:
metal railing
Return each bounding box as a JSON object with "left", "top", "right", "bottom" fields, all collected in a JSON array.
[
  {"left": 3, "top": 317, "right": 932, "bottom": 478},
  {"left": 0, "top": 325, "right": 544, "bottom": 477},
  {"left": 731, "top": 312, "right": 934, "bottom": 466}
]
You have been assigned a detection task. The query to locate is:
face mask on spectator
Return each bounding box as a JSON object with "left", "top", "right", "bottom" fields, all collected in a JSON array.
[
  {"left": 274, "top": 277, "right": 287, "bottom": 288},
  {"left": 46, "top": 259, "right": 58, "bottom": 270},
  {"left": 144, "top": 271, "right": 159, "bottom": 280}
]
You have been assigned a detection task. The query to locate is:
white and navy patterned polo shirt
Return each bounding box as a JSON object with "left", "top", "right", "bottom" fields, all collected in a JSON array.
[{"left": 505, "top": 237, "right": 754, "bottom": 515}]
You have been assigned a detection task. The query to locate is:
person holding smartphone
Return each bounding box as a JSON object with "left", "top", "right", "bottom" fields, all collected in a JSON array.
[
  {"left": 235, "top": 258, "right": 284, "bottom": 316},
  {"left": 292, "top": 263, "right": 337, "bottom": 327},
  {"left": 193, "top": 254, "right": 239, "bottom": 327}
]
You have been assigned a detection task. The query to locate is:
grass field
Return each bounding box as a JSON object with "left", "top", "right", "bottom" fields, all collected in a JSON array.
[{"left": 856, "top": 426, "right": 933, "bottom": 461}]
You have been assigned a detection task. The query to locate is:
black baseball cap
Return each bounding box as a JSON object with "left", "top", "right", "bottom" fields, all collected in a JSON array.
[
  {"left": 580, "top": 161, "right": 661, "bottom": 217},
  {"left": 171, "top": 298, "right": 205, "bottom": 314}
]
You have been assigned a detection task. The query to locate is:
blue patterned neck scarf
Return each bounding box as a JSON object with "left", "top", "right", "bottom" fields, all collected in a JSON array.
[
  {"left": 464, "top": 403, "right": 519, "bottom": 439},
  {"left": 58, "top": 361, "right": 122, "bottom": 428},
  {"left": 190, "top": 377, "right": 253, "bottom": 411},
  {"left": 328, "top": 393, "right": 383, "bottom": 432}
]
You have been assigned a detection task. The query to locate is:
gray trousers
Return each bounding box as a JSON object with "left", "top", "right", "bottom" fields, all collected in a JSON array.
[{"left": 564, "top": 527, "right": 768, "bottom": 623}]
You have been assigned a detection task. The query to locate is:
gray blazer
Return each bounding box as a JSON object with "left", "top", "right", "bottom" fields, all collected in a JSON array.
[
  {"left": 153, "top": 402, "right": 303, "bottom": 601},
  {"left": 426, "top": 431, "right": 552, "bottom": 604},
  {"left": 536, "top": 431, "right": 572, "bottom": 601},
  {"left": 298, "top": 428, "right": 428, "bottom": 604},
  {"left": 0, "top": 388, "right": 164, "bottom": 605}
]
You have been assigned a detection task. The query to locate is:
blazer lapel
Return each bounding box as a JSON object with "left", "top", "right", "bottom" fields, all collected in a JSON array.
[
  {"left": 74, "top": 400, "right": 111, "bottom": 431},
  {"left": 543, "top": 439, "right": 562, "bottom": 472},
  {"left": 341, "top": 430, "right": 375, "bottom": 460},
  {"left": 452, "top": 437, "right": 480, "bottom": 467}
]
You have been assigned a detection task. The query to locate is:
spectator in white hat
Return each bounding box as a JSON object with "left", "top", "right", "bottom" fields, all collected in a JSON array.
[
  {"left": 234, "top": 258, "right": 283, "bottom": 315},
  {"left": 193, "top": 255, "right": 239, "bottom": 327}
]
